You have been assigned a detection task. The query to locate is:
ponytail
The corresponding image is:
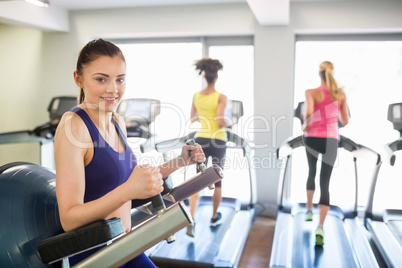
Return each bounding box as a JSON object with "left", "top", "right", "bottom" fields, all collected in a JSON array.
[
  {"left": 79, "top": 88, "right": 85, "bottom": 104},
  {"left": 319, "top": 61, "right": 343, "bottom": 101},
  {"left": 194, "top": 58, "right": 223, "bottom": 84}
]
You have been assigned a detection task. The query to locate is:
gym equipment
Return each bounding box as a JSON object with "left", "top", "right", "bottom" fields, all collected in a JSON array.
[
  {"left": 0, "top": 162, "right": 62, "bottom": 267},
  {"left": 116, "top": 98, "right": 160, "bottom": 138},
  {"left": 0, "top": 159, "right": 223, "bottom": 267},
  {"left": 0, "top": 96, "right": 77, "bottom": 169},
  {"left": 147, "top": 100, "right": 257, "bottom": 268},
  {"left": 364, "top": 102, "right": 402, "bottom": 267},
  {"left": 270, "top": 101, "right": 380, "bottom": 268},
  {"left": 116, "top": 98, "right": 161, "bottom": 153}
]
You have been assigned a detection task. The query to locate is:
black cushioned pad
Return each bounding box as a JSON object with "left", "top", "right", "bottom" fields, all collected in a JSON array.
[
  {"left": 38, "top": 217, "right": 125, "bottom": 264},
  {"left": 0, "top": 161, "right": 33, "bottom": 175}
]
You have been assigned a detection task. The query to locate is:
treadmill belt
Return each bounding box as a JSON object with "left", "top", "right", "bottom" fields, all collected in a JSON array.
[
  {"left": 387, "top": 220, "right": 402, "bottom": 246},
  {"left": 292, "top": 211, "right": 357, "bottom": 268},
  {"left": 149, "top": 198, "right": 238, "bottom": 267}
]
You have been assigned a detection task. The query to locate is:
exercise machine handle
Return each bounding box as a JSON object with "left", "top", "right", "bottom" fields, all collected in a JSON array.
[
  {"left": 185, "top": 139, "right": 206, "bottom": 172},
  {"left": 151, "top": 194, "right": 165, "bottom": 215},
  {"left": 185, "top": 139, "right": 214, "bottom": 189}
]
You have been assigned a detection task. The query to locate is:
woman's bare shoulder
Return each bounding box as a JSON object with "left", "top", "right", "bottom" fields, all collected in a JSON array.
[
  {"left": 219, "top": 92, "right": 227, "bottom": 100},
  {"left": 306, "top": 87, "right": 321, "bottom": 93},
  {"left": 339, "top": 90, "right": 347, "bottom": 103},
  {"left": 58, "top": 111, "right": 85, "bottom": 128},
  {"left": 307, "top": 87, "right": 324, "bottom": 98},
  {"left": 55, "top": 111, "right": 90, "bottom": 143}
]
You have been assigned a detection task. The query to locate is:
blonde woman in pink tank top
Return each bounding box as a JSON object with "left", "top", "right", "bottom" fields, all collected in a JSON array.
[{"left": 303, "top": 61, "right": 349, "bottom": 246}]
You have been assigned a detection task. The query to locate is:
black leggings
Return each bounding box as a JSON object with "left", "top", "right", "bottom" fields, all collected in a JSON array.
[
  {"left": 303, "top": 137, "right": 338, "bottom": 206},
  {"left": 194, "top": 137, "right": 226, "bottom": 188}
]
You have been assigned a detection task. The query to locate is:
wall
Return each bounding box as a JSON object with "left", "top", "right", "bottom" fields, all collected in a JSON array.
[
  {"left": 0, "top": 24, "right": 45, "bottom": 165},
  {"left": 0, "top": 24, "right": 45, "bottom": 132},
  {"left": 0, "top": 1, "right": 401, "bottom": 216}
]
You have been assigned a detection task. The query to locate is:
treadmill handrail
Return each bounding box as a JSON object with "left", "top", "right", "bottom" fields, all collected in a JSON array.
[
  {"left": 277, "top": 135, "right": 381, "bottom": 165},
  {"left": 226, "top": 131, "right": 251, "bottom": 157},
  {"left": 0, "top": 130, "right": 52, "bottom": 144},
  {"left": 154, "top": 131, "right": 251, "bottom": 156},
  {"left": 387, "top": 137, "right": 402, "bottom": 165},
  {"left": 154, "top": 132, "right": 195, "bottom": 153}
]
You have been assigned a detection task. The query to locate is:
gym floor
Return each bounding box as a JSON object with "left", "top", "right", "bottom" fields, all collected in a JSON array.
[{"left": 238, "top": 216, "right": 275, "bottom": 268}]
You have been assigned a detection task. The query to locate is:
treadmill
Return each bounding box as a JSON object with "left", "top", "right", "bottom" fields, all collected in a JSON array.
[
  {"left": 0, "top": 96, "right": 77, "bottom": 169},
  {"left": 364, "top": 102, "right": 402, "bottom": 267},
  {"left": 270, "top": 102, "right": 380, "bottom": 268},
  {"left": 147, "top": 100, "right": 257, "bottom": 268}
]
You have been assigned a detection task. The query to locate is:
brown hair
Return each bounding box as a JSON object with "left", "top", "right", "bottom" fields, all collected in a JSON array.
[
  {"left": 319, "top": 61, "right": 343, "bottom": 101},
  {"left": 76, "top": 39, "right": 125, "bottom": 104},
  {"left": 194, "top": 58, "right": 223, "bottom": 84}
]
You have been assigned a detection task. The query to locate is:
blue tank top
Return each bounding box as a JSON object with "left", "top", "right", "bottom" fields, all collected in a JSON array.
[{"left": 71, "top": 107, "right": 137, "bottom": 203}]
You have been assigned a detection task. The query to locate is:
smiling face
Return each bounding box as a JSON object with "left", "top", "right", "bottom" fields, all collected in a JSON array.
[{"left": 74, "top": 55, "right": 126, "bottom": 113}]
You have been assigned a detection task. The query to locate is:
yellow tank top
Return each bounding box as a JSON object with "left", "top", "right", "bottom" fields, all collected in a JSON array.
[{"left": 193, "top": 91, "right": 227, "bottom": 141}]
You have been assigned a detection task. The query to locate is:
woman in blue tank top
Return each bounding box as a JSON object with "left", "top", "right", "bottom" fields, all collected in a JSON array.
[{"left": 54, "top": 39, "right": 205, "bottom": 267}]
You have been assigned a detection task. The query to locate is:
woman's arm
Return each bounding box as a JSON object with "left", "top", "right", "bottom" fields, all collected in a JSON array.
[
  {"left": 158, "top": 143, "right": 205, "bottom": 178},
  {"left": 303, "top": 90, "right": 315, "bottom": 132},
  {"left": 217, "top": 93, "right": 227, "bottom": 128},
  {"left": 190, "top": 95, "right": 198, "bottom": 123},
  {"left": 339, "top": 93, "right": 349, "bottom": 126}
]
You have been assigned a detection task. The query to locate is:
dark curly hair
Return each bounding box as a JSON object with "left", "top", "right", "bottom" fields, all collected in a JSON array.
[{"left": 194, "top": 58, "right": 223, "bottom": 84}]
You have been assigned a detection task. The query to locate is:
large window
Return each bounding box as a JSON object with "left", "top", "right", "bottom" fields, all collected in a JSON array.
[
  {"left": 209, "top": 45, "right": 254, "bottom": 141},
  {"left": 118, "top": 41, "right": 201, "bottom": 142},
  {"left": 292, "top": 35, "right": 402, "bottom": 211},
  {"left": 114, "top": 37, "right": 254, "bottom": 204}
]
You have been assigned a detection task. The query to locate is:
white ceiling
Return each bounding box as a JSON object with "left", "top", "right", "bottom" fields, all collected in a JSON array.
[
  {"left": 0, "top": 0, "right": 293, "bottom": 31},
  {"left": 48, "top": 0, "right": 246, "bottom": 10},
  {"left": 50, "top": 0, "right": 290, "bottom": 25},
  {"left": 0, "top": 0, "right": 361, "bottom": 32},
  {"left": 45, "top": 0, "right": 356, "bottom": 10}
]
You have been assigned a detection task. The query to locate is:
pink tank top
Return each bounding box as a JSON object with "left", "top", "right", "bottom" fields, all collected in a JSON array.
[{"left": 305, "top": 86, "right": 340, "bottom": 140}]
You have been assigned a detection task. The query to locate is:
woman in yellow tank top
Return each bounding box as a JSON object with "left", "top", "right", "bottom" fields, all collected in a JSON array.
[{"left": 186, "top": 58, "right": 228, "bottom": 237}]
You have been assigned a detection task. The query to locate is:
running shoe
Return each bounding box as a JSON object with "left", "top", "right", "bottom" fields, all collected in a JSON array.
[
  {"left": 315, "top": 226, "right": 324, "bottom": 246},
  {"left": 186, "top": 222, "right": 195, "bottom": 237},
  {"left": 210, "top": 212, "right": 223, "bottom": 227},
  {"left": 305, "top": 210, "right": 313, "bottom": 221}
]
